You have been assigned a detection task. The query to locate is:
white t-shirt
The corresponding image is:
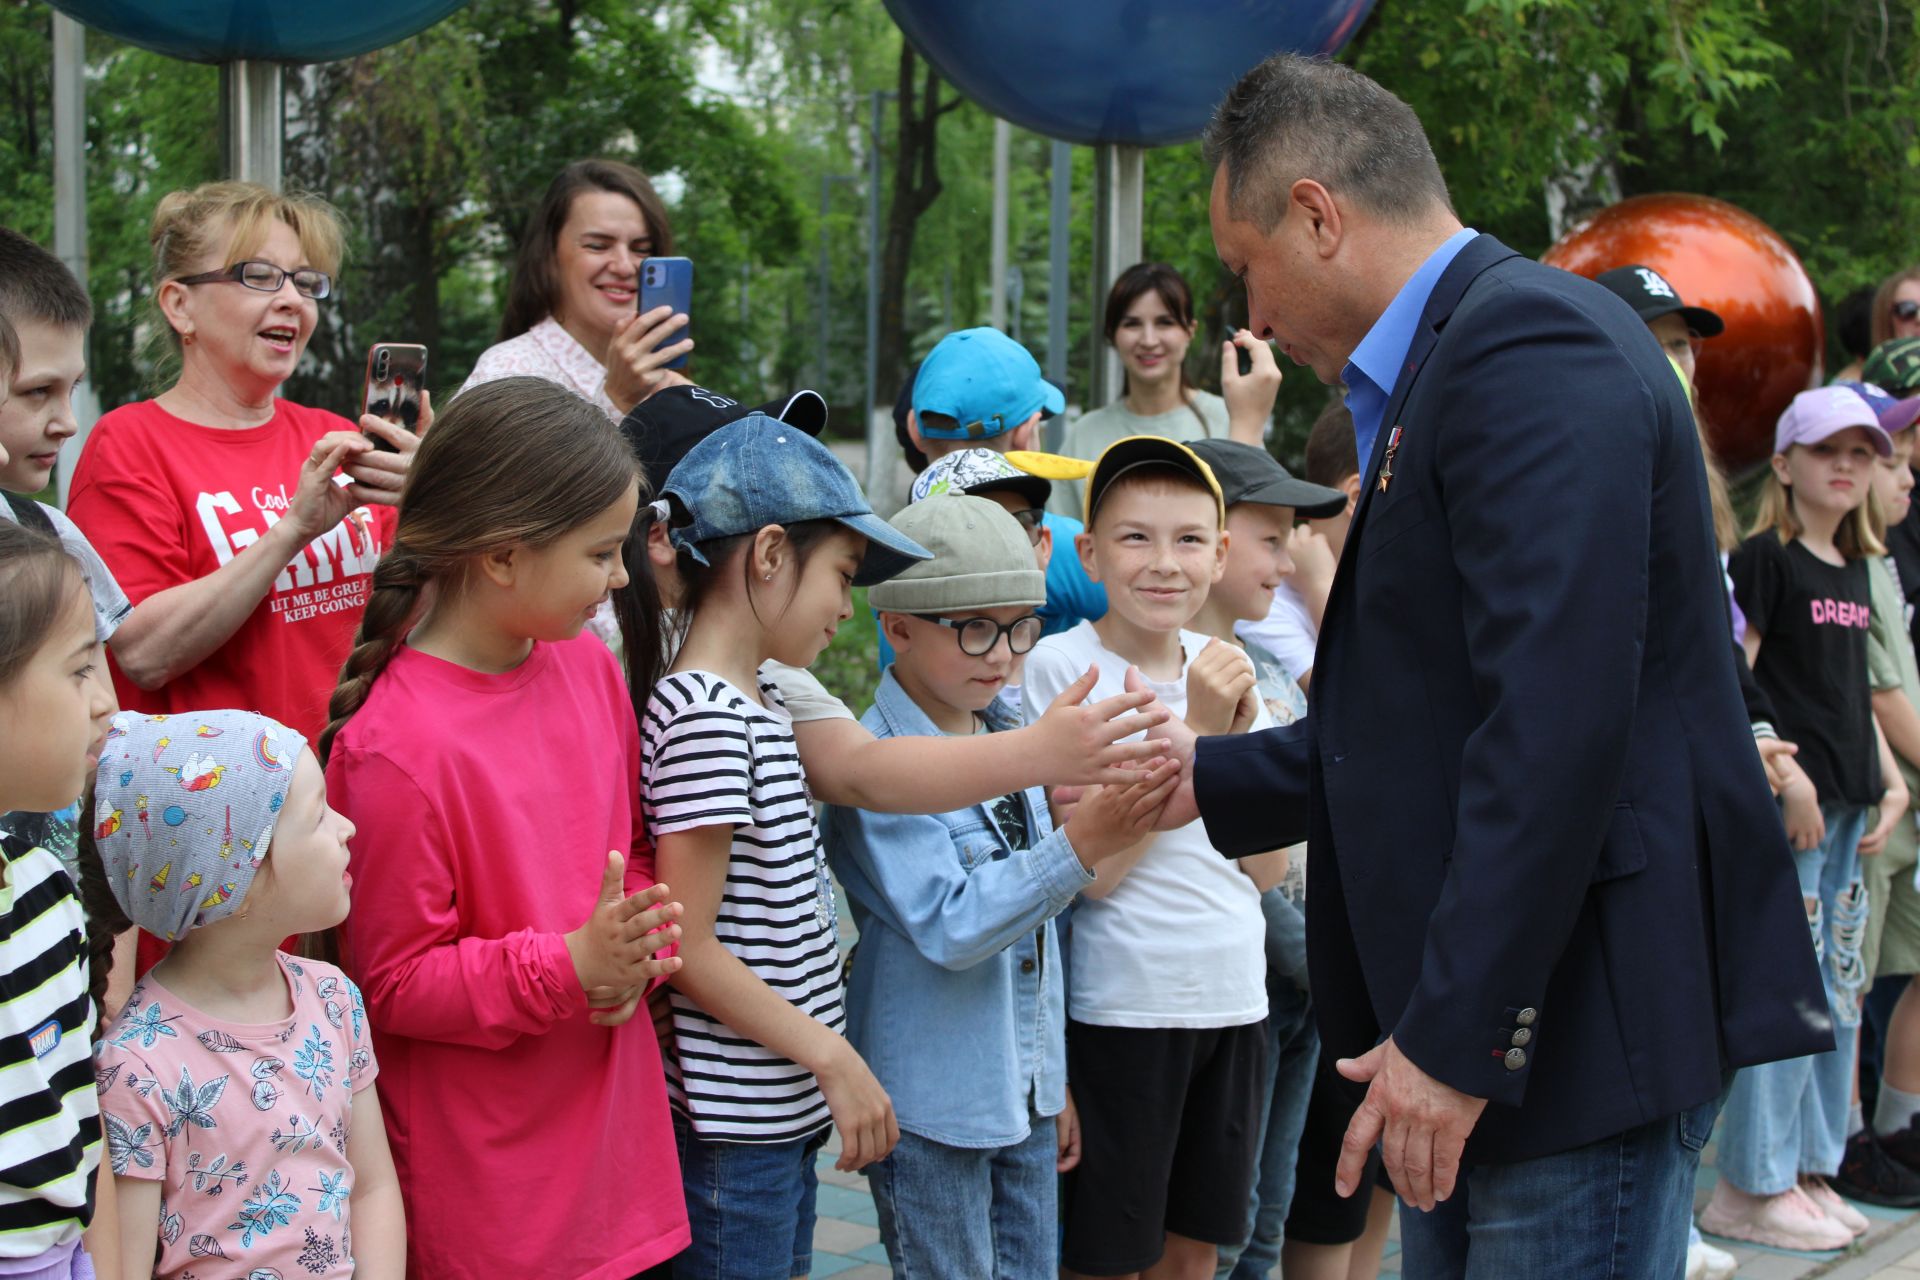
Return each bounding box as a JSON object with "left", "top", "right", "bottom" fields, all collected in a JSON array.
[
  {"left": 1022, "top": 622, "right": 1269, "bottom": 1028},
  {"left": 1236, "top": 580, "right": 1317, "bottom": 687},
  {"left": 642, "top": 669, "right": 844, "bottom": 1142}
]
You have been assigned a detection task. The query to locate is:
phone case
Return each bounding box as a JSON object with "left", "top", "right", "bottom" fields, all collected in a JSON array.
[
  {"left": 361, "top": 343, "right": 428, "bottom": 451},
  {"left": 640, "top": 257, "right": 693, "bottom": 370}
]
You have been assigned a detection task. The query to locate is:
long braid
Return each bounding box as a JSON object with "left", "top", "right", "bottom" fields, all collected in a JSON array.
[
  {"left": 72, "top": 786, "right": 133, "bottom": 1036},
  {"left": 317, "top": 546, "right": 424, "bottom": 766}
]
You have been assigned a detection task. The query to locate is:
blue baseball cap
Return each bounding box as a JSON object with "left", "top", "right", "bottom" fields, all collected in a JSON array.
[
  {"left": 911, "top": 328, "right": 1066, "bottom": 440},
  {"left": 662, "top": 413, "right": 931, "bottom": 587}
]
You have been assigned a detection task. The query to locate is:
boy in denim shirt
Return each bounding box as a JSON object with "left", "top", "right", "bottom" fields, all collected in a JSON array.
[{"left": 826, "top": 494, "right": 1178, "bottom": 1280}]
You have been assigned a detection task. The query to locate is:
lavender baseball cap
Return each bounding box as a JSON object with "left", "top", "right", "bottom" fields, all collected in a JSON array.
[{"left": 1774, "top": 386, "right": 1893, "bottom": 458}]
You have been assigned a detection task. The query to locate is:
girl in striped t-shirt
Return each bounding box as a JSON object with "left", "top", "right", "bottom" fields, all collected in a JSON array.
[
  {"left": 641, "top": 415, "right": 928, "bottom": 1280},
  {"left": 0, "top": 520, "right": 119, "bottom": 1277}
]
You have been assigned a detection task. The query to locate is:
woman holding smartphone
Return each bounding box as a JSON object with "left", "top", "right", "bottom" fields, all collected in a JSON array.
[
  {"left": 67, "top": 180, "right": 418, "bottom": 743},
  {"left": 1048, "top": 262, "right": 1282, "bottom": 519},
  {"left": 461, "top": 159, "right": 692, "bottom": 419}
]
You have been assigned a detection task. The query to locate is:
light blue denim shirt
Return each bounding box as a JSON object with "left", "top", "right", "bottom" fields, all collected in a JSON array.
[{"left": 824, "top": 669, "right": 1093, "bottom": 1148}]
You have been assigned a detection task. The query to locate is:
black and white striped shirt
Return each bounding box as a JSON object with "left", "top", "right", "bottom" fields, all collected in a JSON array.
[
  {"left": 0, "top": 834, "right": 97, "bottom": 1257},
  {"left": 642, "top": 671, "right": 843, "bottom": 1143}
]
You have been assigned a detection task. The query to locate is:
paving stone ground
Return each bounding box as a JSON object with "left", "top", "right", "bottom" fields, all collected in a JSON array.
[{"left": 804, "top": 1122, "right": 1920, "bottom": 1278}]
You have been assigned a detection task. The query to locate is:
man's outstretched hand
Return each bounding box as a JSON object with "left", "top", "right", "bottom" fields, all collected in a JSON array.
[
  {"left": 1335, "top": 1036, "right": 1487, "bottom": 1212},
  {"left": 1052, "top": 667, "right": 1201, "bottom": 831}
]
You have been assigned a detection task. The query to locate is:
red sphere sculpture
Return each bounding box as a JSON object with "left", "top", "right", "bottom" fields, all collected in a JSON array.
[{"left": 1543, "top": 194, "right": 1823, "bottom": 471}]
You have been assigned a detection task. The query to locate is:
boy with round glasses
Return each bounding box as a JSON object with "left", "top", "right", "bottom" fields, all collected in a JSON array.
[{"left": 825, "top": 494, "right": 1179, "bottom": 1279}]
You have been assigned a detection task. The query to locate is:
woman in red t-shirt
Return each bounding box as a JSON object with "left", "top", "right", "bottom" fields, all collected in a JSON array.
[{"left": 69, "top": 181, "right": 420, "bottom": 743}]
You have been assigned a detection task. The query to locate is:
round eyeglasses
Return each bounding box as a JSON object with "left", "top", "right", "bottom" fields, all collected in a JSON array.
[
  {"left": 174, "top": 260, "right": 333, "bottom": 301},
  {"left": 910, "top": 612, "right": 1045, "bottom": 656}
]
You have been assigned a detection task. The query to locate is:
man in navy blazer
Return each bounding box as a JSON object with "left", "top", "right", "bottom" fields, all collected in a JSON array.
[{"left": 1180, "top": 54, "right": 1831, "bottom": 1276}]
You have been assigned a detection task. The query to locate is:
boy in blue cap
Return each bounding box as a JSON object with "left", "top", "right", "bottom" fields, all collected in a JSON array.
[{"left": 880, "top": 329, "right": 1108, "bottom": 683}]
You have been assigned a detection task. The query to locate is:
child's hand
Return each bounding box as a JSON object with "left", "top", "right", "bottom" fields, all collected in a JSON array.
[
  {"left": 1757, "top": 736, "right": 1802, "bottom": 796},
  {"left": 1187, "top": 638, "right": 1258, "bottom": 736},
  {"left": 1056, "top": 1089, "right": 1082, "bottom": 1173},
  {"left": 1287, "top": 524, "right": 1337, "bottom": 612},
  {"left": 1862, "top": 779, "right": 1910, "bottom": 856},
  {"left": 585, "top": 986, "right": 644, "bottom": 1027},
  {"left": 817, "top": 1040, "right": 898, "bottom": 1171},
  {"left": 1064, "top": 757, "right": 1184, "bottom": 865},
  {"left": 1781, "top": 779, "right": 1825, "bottom": 852},
  {"left": 564, "top": 853, "right": 685, "bottom": 993},
  {"left": 1030, "top": 666, "right": 1174, "bottom": 784}
]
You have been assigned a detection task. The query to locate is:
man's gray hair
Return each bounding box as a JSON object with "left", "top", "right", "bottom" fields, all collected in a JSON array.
[{"left": 1203, "top": 54, "right": 1453, "bottom": 230}]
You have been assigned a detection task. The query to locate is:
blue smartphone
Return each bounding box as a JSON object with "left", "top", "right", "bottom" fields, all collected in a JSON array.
[{"left": 639, "top": 256, "right": 693, "bottom": 370}]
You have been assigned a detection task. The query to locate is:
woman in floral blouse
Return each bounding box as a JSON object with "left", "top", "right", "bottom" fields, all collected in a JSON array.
[{"left": 460, "top": 159, "right": 691, "bottom": 419}]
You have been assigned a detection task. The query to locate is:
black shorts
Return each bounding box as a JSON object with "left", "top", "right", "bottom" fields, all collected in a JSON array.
[
  {"left": 1285, "top": 1050, "right": 1385, "bottom": 1246},
  {"left": 1061, "top": 1018, "right": 1269, "bottom": 1276}
]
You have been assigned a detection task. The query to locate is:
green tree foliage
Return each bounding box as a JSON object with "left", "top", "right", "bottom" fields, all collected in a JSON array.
[{"left": 0, "top": 0, "right": 1914, "bottom": 465}]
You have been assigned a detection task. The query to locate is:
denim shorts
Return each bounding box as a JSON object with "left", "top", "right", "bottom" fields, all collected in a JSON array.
[{"left": 671, "top": 1113, "right": 829, "bottom": 1280}]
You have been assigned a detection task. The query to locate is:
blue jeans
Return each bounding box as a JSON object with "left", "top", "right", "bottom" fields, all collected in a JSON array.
[
  {"left": 865, "top": 1115, "right": 1057, "bottom": 1279},
  {"left": 1397, "top": 1092, "right": 1723, "bottom": 1279},
  {"left": 1217, "top": 896, "right": 1317, "bottom": 1280},
  {"left": 672, "top": 1114, "right": 825, "bottom": 1280},
  {"left": 1716, "top": 804, "right": 1868, "bottom": 1195}
]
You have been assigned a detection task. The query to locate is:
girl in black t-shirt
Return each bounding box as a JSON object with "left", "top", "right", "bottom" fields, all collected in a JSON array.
[{"left": 1706, "top": 388, "right": 1902, "bottom": 1251}]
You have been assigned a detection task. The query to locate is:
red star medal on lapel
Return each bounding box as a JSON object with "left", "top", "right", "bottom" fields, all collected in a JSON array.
[{"left": 1378, "top": 426, "right": 1403, "bottom": 493}]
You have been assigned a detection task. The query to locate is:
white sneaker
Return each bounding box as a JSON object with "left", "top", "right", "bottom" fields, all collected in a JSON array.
[
  {"left": 1686, "top": 1237, "right": 1736, "bottom": 1280},
  {"left": 1802, "top": 1175, "right": 1871, "bottom": 1237},
  {"left": 1698, "top": 1181, "right": 1854, "bottom": 1251}
]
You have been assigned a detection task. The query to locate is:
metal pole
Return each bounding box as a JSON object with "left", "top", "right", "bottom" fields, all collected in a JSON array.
[
  {"left": 818, "top": 173, "right": 834, "bottom": 390},
  {"left": 1047, "top": 140, "right": 1071, "bottom": 451},
  {"left": 863, "top": 89, "right": 901, "bottom": 511},
  {"left": 1090, "top": 144, "right": 1146, "bottom": 407},
  {"left": 52, "top": 13, "right": 95, "bottom": 508},
  {"left": 221, "top": 61, "right": 285, "bottom": 190},
  {"left": 990, "top": 118, "right": 1011, "bottom": 329}
]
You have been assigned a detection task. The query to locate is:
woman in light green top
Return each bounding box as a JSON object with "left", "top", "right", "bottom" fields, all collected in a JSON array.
[{"left": 1051, "top": 262, "right": 1284, "bottom": 517}]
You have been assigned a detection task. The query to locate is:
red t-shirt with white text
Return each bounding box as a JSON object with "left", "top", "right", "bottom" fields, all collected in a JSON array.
[{"left": 68, "top": 398, "right": 395, "bottom": 742}]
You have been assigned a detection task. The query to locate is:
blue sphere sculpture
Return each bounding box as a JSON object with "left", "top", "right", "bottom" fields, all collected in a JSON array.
[
  {"left": 46, "top": 0, "right": 470, "bottom": 64},
  {"left": 883, "top": 0, "right": 1375, "bottom": 146}
]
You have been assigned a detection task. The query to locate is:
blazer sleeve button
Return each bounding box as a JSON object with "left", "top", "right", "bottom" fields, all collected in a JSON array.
[{"left": 1504, "top": 1047, "right": 1528, "bottom": 1070}]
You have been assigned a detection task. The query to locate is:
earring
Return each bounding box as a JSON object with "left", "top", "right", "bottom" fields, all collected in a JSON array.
[
  {"left": 764, "top": 573, "right": 773, "bottom": 581},
  {"left": 181, "top": 333, "right": 194, "bottom": 346}
]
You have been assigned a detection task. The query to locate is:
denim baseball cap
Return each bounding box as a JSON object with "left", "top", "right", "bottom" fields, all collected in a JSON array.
[
  {"left": 1774, "top": 386, "right": 1893, "bottom": 457},
  {"left": 662, "top": 413, "right": 931, "bottom": 587},
  {"left": 1833, "top": 380, "right": 1920, "bottom": 436},
  {"left": 912, "top": 328, "right": 1066, "bottom": 440}
]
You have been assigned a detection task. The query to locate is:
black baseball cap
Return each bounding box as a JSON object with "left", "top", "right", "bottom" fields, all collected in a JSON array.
[
  {"left": 1593, "top": 265, "right": 1725, "bottom": 338},
  {"left": 620, "top": 384, "right": 827, "bottom": 491},
  {"left": 1187, "top": 439, "right": 1347, "bottom": 518}
]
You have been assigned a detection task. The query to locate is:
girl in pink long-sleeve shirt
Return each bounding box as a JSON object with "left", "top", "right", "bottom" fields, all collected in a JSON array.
[{"left": 319, "top": 378, "right": 686, "bottom": 1279}]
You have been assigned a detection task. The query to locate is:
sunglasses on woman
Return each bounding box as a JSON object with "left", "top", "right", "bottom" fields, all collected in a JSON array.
[
  {"left": 1894, "top": 300, "right": 1920, "bottom": 323},
  {"left": 175, "top": 260, "right": 333, "bottom": 301}
]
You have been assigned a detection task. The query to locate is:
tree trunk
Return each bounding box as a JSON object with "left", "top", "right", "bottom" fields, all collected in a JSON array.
[{"left": 873, "top": 43, "right": 959, "bottom": 407}]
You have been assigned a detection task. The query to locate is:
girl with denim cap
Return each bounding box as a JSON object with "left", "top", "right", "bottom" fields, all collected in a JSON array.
[
  {"left": 640, "top": 415, "right": 931, "bottom": 1280},
  {"left": 82, "top": 709, "right": 402, "bottom": 1280},
  {"left": 318, "top": 377, "right": 688, "bottom": 1279},
  {"left": 824, "top": 495, "right": 1178, "bottom": 1280}
]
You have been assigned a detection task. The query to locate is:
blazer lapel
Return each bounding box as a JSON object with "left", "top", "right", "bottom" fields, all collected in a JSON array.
[{"left": 1342, "top": 234, "right": 1522, "bottom": 542}]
